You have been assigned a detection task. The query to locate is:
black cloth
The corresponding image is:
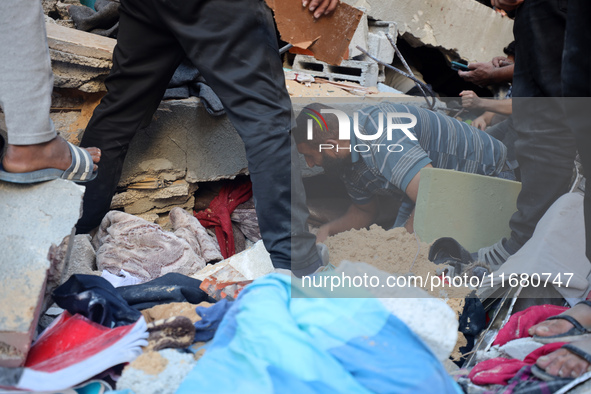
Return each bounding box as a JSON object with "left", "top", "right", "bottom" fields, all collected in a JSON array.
[
  {"left": 163, "top": 58, "right": 225, "bottom": 116},
  {"left": 116, "top": 272, "right": 215, "bottom": 310},
  {"left": 75, "top": 0, "right": 320, "bottom": 272},
  {"left": 504, "top": 0, "right": 577, "bottom": 255},
  {"left": 53, "top": 274, "right": 141, "bottom": 328},
  {"left": 457, "top": 297, "right": 486, "bottom": 365},
  {"left": 429, "top": 237, "right": 474, "bottom": 270},
  {"left": 562, "top": 0, "right": 591, "bottom": 260}
]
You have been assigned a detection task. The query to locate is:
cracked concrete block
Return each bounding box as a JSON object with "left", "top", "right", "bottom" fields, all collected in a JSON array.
[
  {"left": 343, "top": 0, "right": 514, "bottom": 62},
  {"left": 348, "top": 12, "right": 368, "bottom": 59},
  {"left": 293, "top": 54, "right": 380, "bottom": 86},
  {"left": 111, "top": 180, "right": 198, "bottom": 216},
  {"left": 0, "top": 179, "right": 84, "bottom": 367},
  {"left": 119, "top": 98, "right": 248, "bottom": 186}
]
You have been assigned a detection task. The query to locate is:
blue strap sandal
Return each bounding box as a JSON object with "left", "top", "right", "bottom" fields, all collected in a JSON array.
[{"left": 0, "top": 142, "right": 97, "bottom": 184}]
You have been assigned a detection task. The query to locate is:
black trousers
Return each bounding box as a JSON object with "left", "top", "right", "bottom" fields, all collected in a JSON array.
[
  {"left": 562, "top": 0, "right": 591, "bottom": 260},
  {"left": 76, "top": 0, "right": 319, "bottom": 271},
  {"left": 505, "top": 0, "right": 577, "bottom": 253}
]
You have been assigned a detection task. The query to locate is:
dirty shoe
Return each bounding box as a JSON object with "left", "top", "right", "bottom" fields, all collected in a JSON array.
[{"left": 472, "top": 239, "right": 512, "bottom": 271}]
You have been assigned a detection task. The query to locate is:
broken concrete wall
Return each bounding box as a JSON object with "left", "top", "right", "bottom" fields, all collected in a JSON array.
[
  {"left": 343, "top": 0, "right": 514, "bottom": 62},
  {"left": 114, "top": 98, "right": 248, "bottom": 226}
]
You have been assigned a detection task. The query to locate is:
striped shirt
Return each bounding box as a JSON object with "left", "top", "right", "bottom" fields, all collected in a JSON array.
[{"left": 342, "top": 103, "right": 508, "bottom": 205}]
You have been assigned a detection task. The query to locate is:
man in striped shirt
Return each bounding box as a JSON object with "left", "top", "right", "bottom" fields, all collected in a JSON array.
[{"left": 293, "top": 102, "right": 511, "bottom": 242}]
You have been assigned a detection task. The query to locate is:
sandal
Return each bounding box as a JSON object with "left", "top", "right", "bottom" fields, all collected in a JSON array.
[
  {"left": 533, "top": 301, "right": 591, "bottom": 344},
  {"left": 0, "top": 141, "right": 98, "bottom": 184}
]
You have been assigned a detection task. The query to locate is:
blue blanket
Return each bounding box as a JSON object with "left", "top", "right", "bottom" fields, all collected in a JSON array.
[{"left": 177, "top": 274, "right": 461, "bottom": 393}]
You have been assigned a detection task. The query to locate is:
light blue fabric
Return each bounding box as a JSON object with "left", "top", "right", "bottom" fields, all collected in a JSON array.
[{"left": 176, "top": 274, "right": 462, "bottom": 394}]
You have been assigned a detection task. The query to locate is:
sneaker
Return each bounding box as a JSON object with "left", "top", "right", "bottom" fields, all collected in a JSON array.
[{"left": 472, "top": 239, "right": 512, "bottom": 270}]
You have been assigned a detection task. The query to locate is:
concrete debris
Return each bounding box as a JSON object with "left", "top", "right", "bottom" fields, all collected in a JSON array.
[
  {"left": 337, "top": 261, "right": 459, "bottom": 362},
  {"left": 116, "top": 349, "right": 197, "bottom": 394},
  {"left": 192, "top": 240, "right": 274, "bottom": 282},
  {"left": 343, "top": 0, "right": 514, "bottom": 62},
  {"left": 45, "top": 21, "right": 115, "bottom": 92},
  {"left": 0, "top": 179, "right": 84, "bottom": 367}
]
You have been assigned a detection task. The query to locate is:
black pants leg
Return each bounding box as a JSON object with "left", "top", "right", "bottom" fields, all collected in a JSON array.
[
  {"left": 77, "top": 0, "right": 185, "bottom": 234},
  {"left": 505, "top": 0, "right": 577, "bottom": 254},
  {"left": 77, "top": 0, "right": 320, "bottom": 271},
  {"left": 562, "top": 0, "right": 591, "bottom": 260}
]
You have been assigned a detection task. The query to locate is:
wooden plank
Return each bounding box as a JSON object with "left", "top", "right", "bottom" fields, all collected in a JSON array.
[
  {"left": 267, "top": 0, "right": 363, "bottom": 65},
  {"left": 45, "top": 22, "right": 116, "bottom": 61}
]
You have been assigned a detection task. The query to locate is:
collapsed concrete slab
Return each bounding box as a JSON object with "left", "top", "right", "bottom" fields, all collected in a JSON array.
[
  {"left": 0, "top": 179, "right": 85, "bottom": 367},
  {"left": 343, "top": 0, "right": 514, "bottom": 62},
  {"left": 46, "top": 21, "right": 115, "bottom": 92}
]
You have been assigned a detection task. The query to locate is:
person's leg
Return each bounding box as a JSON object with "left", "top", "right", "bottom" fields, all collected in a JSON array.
[
  {"left": 156, "top": 0, "right": 320, "bottom": 272},
  {"left": 0, "top": 0, "right": 100, "bottom": 174},
  {"left": 477, "top": 0, "right": 576, "bottom": 267},
  {"left": 76, "top": 0, "right": 185, "bottom": 233},
  {"left": 529, "top": 1, "right": 591, "bottom": 379}
]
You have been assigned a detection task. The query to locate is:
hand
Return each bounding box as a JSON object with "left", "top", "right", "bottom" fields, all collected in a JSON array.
[
  {"left": 458, "top": 62, "right": 496, "bottom": 86},
  {"left": 491, "top": 0, "right": 524, "bottom": 11},
  {"left": 303, "top": 0, "right": 339, "bottom": 19},
  {"left": 472, "top": 116, "right": 488, "bottom": 131},
  {"left": 492, "top": 56, "right": 507, "bottom": 67},
  {"left": 316, "top": 225, "right": 330, "bottom": 243},
  {"left": 460, "top": 90, "right": 483, "bottom": 109}
]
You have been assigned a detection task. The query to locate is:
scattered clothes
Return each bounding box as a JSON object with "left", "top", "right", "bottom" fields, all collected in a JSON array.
[
  {"left": 469, "top": 343, "right": 565, "bottom": 386},
  {"left": 195, "top": 178, "right": 253, "bottom": 259},
  {"left": 1, "top": 312, "right": 147, "bottom": 392},
  {"left": 177, "top": 274, "right": 462, "bottom": 393},
  {"left": 68, "top": 0, "right": 120, "bottom": 38},
  {"left": 94, "top": 208, "right": 222, "bottom": 283},
  {"left": 146, "top": 316, "right": 196, "bottom": 351},
  {"left": 193, "top": 299, "right": 233, "bottom": 342},
  {"left": 469, "top": 358, "right": 526, "bottom": 386},
  {"left": 457, "top": 297, "right": 487, "bottom": 362},
  {"left": 429, "top": 237, "right": 474, "bottom": 267},
  {"left": 230, "top": 198, "right": 261, "bottom": 243},
  {"left": 163, "top": 58, "right": 225, "bottom": 116},
  {"left": 116, "top": 273, "right": 215, "bottom": 310},
  {"left": 493, "top": 305, "right": 569, "bottom": 346},
  {"left": 199, "top": 264, "right": 253, "bottom": 301},
  {"left": 494, "top": 365, "right": 573, "bottom": 393},
  {"left": 53, "top": 274, "right": 142, "bottom": 328},
  {"left": 141, "top": 301, "right": 208, "bottom": 324},
  {"left": 101, "top": 269, "right": 142, "bottom": 288}
]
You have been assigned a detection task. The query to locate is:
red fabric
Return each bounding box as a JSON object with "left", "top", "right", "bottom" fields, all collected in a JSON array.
[
  {"left": 469, "top": 358, "right": 526, "bottom": 385},
  {"left": 194, "top": 179, "right": 253, "bottom": 259},
  {"left": 493, "top": 304, "right": 569, "bottom": 346},
  {"left": 469, "top": 343, "right": 566, "bottom": 386}
]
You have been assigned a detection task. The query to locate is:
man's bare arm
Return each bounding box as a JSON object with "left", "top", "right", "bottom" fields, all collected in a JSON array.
[{"left": 316, "top": 198, "right": 377, "bottom": 242}]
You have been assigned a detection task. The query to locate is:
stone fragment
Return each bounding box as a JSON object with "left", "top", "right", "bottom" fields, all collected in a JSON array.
[{"left": 0, "top": 179, "right": 84, "bottom": 367}]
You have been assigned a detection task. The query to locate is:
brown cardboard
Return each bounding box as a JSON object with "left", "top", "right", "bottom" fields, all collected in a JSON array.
[{"left": 267, "top": 0, "right": 363, "bottom": 65}]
